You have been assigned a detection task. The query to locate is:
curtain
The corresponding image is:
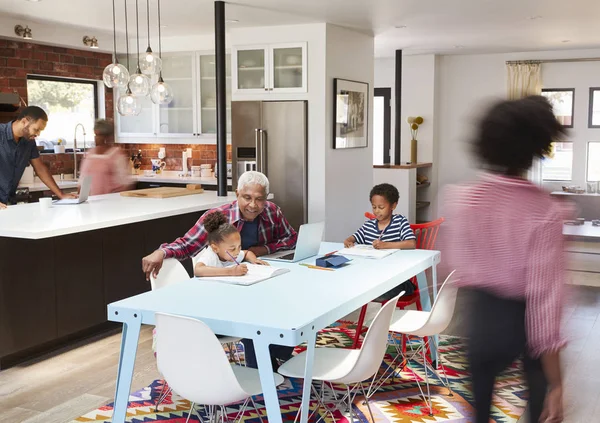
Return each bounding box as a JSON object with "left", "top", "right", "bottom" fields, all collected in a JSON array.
[{"left": 506, "top": 62, "right": 542, "bottom": 100}]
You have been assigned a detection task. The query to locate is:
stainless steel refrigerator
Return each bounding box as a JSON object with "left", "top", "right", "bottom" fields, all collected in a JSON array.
[{"left": 231, "top": 101, "right": 308, "bottom": 230}]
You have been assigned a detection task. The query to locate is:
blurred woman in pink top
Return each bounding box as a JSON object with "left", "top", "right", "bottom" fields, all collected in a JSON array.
[
  {"left": 79, "top": 119, "right": 133, "bottom": 195},
  {"left": 440, "top": 96, "right": 572, "bottom": 423}
]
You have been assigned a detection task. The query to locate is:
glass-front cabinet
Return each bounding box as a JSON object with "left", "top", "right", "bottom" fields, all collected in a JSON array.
[
  {"left": 116, "top": 51, "right": 232, "bottom": 142},
  {"left": 232, "top": 42, "right": 307, "bottom": 94}
]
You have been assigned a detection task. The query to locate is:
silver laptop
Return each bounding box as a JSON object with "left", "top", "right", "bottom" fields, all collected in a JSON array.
[
  {"left": 53, "top": 176, "right": 92, "bottom": 205},
  {"left": 263, "top": 221, "right": 325, "bottom": 263}
]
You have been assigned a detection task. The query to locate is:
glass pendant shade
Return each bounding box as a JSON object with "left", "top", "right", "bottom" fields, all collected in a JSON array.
[
  {"left": 129, "top": 67, "right": 150, "bottom": 96},
  {"left": 103, "top": 62, "right": 130, "bottom": 88},
  {"left": 140, "top": 47, "right": 162, "bottom": 75},
  {"left": 150, "top": 76, "right": 173, "bottom": 105},
  {"left": 117, "top": 88, "right": 142, "bottom": 116}
]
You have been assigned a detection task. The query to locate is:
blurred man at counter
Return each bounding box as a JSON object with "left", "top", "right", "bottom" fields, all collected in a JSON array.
[{"left": 0, "top": 106, "right": 76, "bottom": 208}]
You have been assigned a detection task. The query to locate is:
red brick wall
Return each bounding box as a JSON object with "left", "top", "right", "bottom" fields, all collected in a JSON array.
[
  {"left": 0, "top": 37, "right": 229, "bottom": 175},
  {"left": 119, "top": 143, "right": 232, "bottom": 171},
  {"left": 0, "top": 38, "right": 113, "bottom": 175}
]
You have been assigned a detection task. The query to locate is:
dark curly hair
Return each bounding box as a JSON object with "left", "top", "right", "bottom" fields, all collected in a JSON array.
[
  {"left": 473, "top": 95, "right": 567, "bottom": 176},
  {"left": 202, "top": 211, "right": 238, "bottom": 244},
  {"left": 370, "top": 183, "right": 400, "bottom": 205}
]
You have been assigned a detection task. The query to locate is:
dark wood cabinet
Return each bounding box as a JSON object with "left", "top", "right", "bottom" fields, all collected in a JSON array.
[{"left": 0, "top": 210, "right": 208, "bottom": 369}]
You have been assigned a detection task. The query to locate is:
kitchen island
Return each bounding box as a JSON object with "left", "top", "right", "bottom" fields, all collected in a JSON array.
[{"left": 0, "top": 191, "right": 236, "bottom": 368}]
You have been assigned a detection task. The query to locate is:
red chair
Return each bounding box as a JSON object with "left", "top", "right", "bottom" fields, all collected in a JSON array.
[{"left": 350, "top": 215, "right": 445, "bottom": 352}]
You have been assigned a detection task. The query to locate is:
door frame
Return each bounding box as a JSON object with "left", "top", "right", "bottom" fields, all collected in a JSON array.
[{"left": 374, "top": 87, "right": 391, "bottom": 164}]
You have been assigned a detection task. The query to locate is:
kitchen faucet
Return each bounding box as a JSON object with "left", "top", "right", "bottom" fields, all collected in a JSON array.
[{"left": 73, "top": 123, "right": 86, "bottom": 178}]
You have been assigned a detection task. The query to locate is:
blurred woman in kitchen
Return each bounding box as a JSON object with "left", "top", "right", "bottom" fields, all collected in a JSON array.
[{"left": 79, "top": 119, "right": 133, "bottom": 195}]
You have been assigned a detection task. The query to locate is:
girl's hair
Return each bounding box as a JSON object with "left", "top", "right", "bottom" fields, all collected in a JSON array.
[
  {"left": 203, "top": 211, "right": 238, "bottom": 244},
  {"left": 473, "top": 95, "right": 567, "bottom": 176}
]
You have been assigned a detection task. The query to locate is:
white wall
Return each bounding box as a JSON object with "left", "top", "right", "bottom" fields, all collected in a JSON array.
[
  {"left": 436, "top": 48, "right": 600, "bottom": 197},
  {"left": 325, "top": 24, "right": 374, "bottom": 241}
]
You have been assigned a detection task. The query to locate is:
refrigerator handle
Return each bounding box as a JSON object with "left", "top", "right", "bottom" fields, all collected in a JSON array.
[
  {"left": 254, "top": 128, "right": 261, "bottom": 172},
  {"left": 259, "top": 129, "right": 267, "bottom": 176}
]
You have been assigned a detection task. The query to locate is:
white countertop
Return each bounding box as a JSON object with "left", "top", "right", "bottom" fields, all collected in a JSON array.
[
  {"left": 0, "top": 191, "right": 237, "bottom": 240},
  {"left": 18, "top": 180, "right": 79, "bottom": 192},
  {"left": 552, "top": 191, "right": 600, "bottom": 197},
  {"left": 563, "top": 221, "right": 600, "bottom": 239}
]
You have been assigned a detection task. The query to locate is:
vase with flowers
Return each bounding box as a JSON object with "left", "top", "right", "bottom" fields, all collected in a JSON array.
[{"left": 406, "top": 116, "right": 423, "bottom": 163}]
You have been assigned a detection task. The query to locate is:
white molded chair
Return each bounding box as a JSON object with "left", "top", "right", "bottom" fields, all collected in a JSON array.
[
  {"left": 156, "top": 312, "right": 284, "bottom": 423},
  {"left": 150, "top": 259, "right": 243, "bottom": 410},
  {"left": 381, "top": 270, "right": 458, "bottom": 417},
  {"left": 277, "top": 292, "right": 404, "bottom": 423}
]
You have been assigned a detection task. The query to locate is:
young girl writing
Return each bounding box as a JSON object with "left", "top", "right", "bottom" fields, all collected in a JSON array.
[
  {"left": 194, "top": 210, "right": 268, "bottom": 277},
  {"left": 344, "top": 183, "right": 417, "bottom": 297}
]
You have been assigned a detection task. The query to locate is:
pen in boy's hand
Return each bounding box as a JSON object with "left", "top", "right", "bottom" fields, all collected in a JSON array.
[{"left": 226, "top": 251, "right": 240, "bottom": 265}]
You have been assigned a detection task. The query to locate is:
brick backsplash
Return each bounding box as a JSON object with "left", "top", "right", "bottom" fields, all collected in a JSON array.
[{"left": 118, "top": 143, "right": 232, "bottom": 171}]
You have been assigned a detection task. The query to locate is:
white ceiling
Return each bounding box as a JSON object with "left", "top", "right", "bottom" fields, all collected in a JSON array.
[{"left": 2, "top": 0, "right": 600, "bottom": 57}]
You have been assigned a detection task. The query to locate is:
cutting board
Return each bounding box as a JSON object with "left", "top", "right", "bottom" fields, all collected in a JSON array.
[{"left": 120, "top": 186, "right": 204, "bottom": 199}]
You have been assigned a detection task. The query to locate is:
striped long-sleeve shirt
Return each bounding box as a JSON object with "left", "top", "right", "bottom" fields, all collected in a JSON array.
[
  {"left": 160, "top": 201, "right": 297, "bottom": 260},
  {"left": 439, "top": 173, "right": 574, "bottom": 357},
  {"left": 353, "top": 214, "right": 416, "bottom": 245}
]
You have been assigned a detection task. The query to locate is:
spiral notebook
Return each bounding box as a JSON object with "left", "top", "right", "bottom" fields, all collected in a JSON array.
[{"left": 198, "top": 264, "right": 290, "bottom": 286}]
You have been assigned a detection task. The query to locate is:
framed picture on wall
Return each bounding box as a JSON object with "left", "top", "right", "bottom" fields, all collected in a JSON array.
[
  {"left": 333, "top": 78, "right": 369, "bottom": 149},
  {"left": 589, "top": 87, "right": 600, "bottom": 128}
]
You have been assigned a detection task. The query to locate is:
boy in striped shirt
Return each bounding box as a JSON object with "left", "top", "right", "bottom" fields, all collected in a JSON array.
[{"left": 344, "top": 183, "right": 416, "bottom": 297}]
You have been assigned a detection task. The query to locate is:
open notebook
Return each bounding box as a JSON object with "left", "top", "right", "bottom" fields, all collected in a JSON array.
[
  {"left": 337, "top": 245, "right": 399, "bottom": 259},
  {"left": 197, "top": 264, "right": 290, "bottom": 286}
]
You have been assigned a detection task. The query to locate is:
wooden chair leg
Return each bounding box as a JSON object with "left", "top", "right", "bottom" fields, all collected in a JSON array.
[{"left": 352, "top": 304, "right": 369, "bottom": 349}]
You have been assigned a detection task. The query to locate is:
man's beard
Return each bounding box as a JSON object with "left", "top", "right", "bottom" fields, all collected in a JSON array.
[{"left": 21, "top": 124, "right": 34, "bottom": 140}]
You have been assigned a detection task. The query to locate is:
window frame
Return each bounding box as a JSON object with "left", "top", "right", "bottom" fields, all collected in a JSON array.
[
  {"left": 588, "top": 87, "right": 600, "bottom": 128},
  {"left": 541, "top": 88, "right": 575, "bottom": 129},
  {"left": 27, "top": 74, "right": 99, "bottom": 119},
  {"left": 374, "top": 87, "right": 391, "bottom": 165},
  {"left": 541, "top": 141, "right": 574, "bottom": 182},
  {"left": 587, "top": 141, "right": 600, "bottom": 182}
]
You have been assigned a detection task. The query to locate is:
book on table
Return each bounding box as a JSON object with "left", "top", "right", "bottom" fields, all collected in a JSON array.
[
  {"left": 337, "top": 245, "right": 400, "bottom": 259},
  {"left": 197, "top": 264, "right": 290, "bottom": 286}
]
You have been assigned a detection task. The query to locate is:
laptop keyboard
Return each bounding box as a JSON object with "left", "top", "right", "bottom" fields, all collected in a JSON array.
[{"left": 279, "top": 252, "right": 295, "bottom": 260}]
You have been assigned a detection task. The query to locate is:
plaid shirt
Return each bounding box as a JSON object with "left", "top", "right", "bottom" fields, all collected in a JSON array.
[
  {"left": 439, "top": 173, "right": 574, "bottom": 357},
  {"left": 160, "top": 200, "right": 297, "bottom": 260}
]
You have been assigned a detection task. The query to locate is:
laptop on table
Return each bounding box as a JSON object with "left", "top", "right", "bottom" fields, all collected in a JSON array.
[
  {"left": 263, "top": 221, "right": 325, "bottom": 263},
  {"left": 53, "top": 176, "right": 92, "bottom": 205}
]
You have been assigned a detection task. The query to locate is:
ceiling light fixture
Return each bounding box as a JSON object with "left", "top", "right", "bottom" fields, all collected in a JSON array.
[
  {"left": 117, "top": 0, "right": 141, "bottom": 116},
  {"left": 150, "top": 0, "right": 173, "bottom": 105},
  {"left": 395, "top": 25, "right": 407, "bottom": 29},
  {"left": 453, "top": 45, "right": 464, "bottom": 49},
  {"left": 528, "top": 15, "right": 543, "bottom": 20},
  {"left": 128, "top": 0, "right": 151, "bottom": 96},
  {"left": 14, "top": 25, "right": 32, "bottom": 40},
  {"left": 562, "top": 39, "right": 571, "bottom": 43},
  {"left": 140, "top": 0, "right": 162, "bottom": 75},
  {"left": 102, "top": 0, "right": 129, "bottom": 89},
  {"left": 82, "top": 36, "right": 99, "bottom": 49}
]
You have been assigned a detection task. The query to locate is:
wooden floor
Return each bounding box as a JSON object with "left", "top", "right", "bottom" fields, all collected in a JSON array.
[{"left": 1, "top": 286, "right": 600, "bottom": 422}]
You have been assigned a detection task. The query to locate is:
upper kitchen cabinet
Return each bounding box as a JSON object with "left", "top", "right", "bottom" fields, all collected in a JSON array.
[
  {"left": 116, "top": 52, "right": 232, "bottom": 143},
  {"left": 232, "top": 42, "right": 307, "bottom": 95}
]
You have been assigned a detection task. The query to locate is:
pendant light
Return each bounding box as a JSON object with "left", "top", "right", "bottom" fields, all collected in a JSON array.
[
  {"left": 103, "top": 0, "right": 129, "bottom": 88},
  {"left": 117, "top": 0, "right": 141, "bottom": 116},
  {"left": 150, "top": 0, "right": 173, "bottom": 105},
  {"left": 140, "top": 0, "right": 162, "bottom": 75},
  {"left": 128, "top": 0, "right": 150, "bottom": 96}
]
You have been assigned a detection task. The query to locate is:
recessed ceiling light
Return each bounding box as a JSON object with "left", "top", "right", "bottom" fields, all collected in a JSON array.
[
  {"left": 160, "top": 25, "right": 168, "bottom": 28},
  {"left": 226, "top": 19, "right": 239, "bottom": 23},
  {"left": 528, "top": 15, "right": 543, "bottom": 20},
  {"left": 395, "top": 25, "right": 407, "bottom": 29},
  {"left": 453, "top": 45, "right": 464, "bottom": 49},
  {"left": 25, "top": 0, "right": 42, "bottom": 2},
  {"left": 562, "top": 39, "right": 571, "bottom": 43}
]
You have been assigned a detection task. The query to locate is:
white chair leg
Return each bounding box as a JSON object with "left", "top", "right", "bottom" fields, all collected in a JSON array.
[
  {"left": 185, "top": 402, "right": 196, "bottom": 423},
  {"left": 420, "top": 339, "right": 433, "bottom": 417},
  {"left": 359, "top": 383, "right": 375, "bottom": 423}
]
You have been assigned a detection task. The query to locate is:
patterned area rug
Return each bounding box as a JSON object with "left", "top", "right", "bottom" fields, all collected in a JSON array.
[{"left": 74, "top": 321, "right": 527, "bottom": 422}]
